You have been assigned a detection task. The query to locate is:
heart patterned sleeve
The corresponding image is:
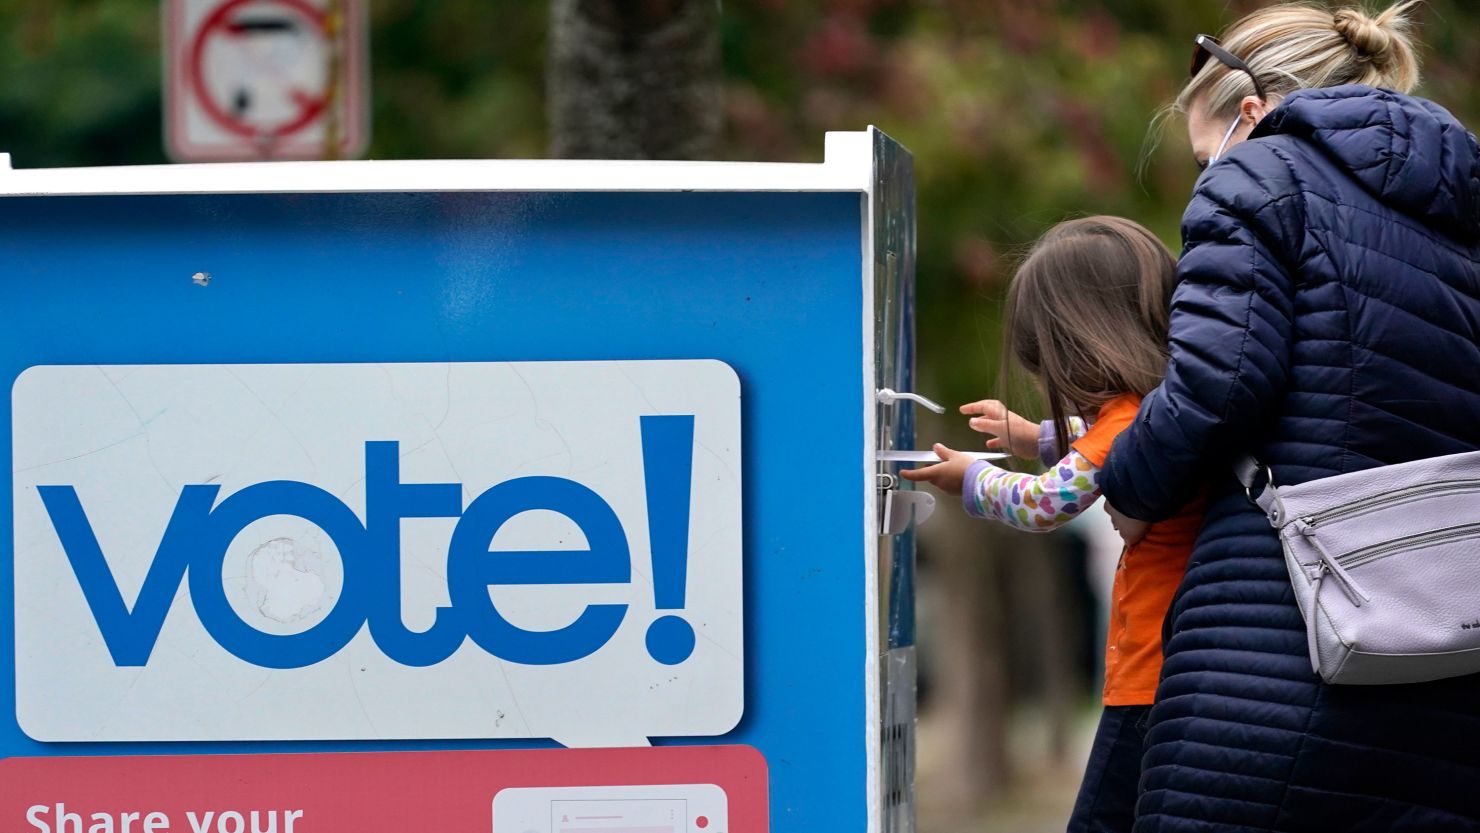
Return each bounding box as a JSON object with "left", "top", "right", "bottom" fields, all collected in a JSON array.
[
  {"left": 962, "top": 451, "right": 1102, "bottom": 532},
  {"left": 1037, "top": 416, "right": 1089, "bottom": 467}
]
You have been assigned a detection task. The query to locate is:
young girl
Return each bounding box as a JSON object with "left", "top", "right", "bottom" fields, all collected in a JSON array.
[{"left": 902, "top": 216, "right": 1204, "bottom": 832}]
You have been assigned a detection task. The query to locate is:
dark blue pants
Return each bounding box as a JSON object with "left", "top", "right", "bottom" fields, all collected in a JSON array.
[{"left": 1066, "top": 705, "right": 1150, "bottom": 833}]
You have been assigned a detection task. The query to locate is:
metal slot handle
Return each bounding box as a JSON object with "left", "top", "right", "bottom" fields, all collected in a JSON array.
[
  {"left": 876, "top": 388, "right": 945, "bottom": 414},
  {"left": 880, "top": 489, "right": 936, "bottom": 536}
]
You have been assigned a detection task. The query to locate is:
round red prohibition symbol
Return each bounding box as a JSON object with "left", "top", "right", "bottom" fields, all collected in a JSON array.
[{"left": 188, "top": 0, "right": 333, "bottom": 141}]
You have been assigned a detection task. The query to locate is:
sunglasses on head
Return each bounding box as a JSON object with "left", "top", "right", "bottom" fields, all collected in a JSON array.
[{"left": 1190, "top": 34, "right": 1267, "bottom": 101}]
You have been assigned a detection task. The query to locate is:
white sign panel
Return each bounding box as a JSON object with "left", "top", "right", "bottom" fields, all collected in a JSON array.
[
  {"left": 164, "top": 0, "right": 369, "bottom": 161},
  {"left": 492, "top": 784, "right": 729, "bottom": 833},
  {"left": 12, "top": 361, "right": 742, "bottom": 746}
]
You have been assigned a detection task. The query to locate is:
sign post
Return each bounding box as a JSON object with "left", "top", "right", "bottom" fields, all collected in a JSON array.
[
  {"left": 0, "top": 132, "right": 919, "bottom": 833},
  {"left": 164, "top": 0, "right": 369, "bottom": 161}
]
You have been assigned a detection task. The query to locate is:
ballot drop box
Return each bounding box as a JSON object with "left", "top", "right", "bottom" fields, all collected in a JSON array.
[{"left": 0, "top": 130, "right": 925, "bottom": 833}]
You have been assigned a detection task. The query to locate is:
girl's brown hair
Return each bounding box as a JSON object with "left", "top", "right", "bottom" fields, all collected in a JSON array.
[{"left": 1005, "top": 216, "right": 1178, "bottom": 458}]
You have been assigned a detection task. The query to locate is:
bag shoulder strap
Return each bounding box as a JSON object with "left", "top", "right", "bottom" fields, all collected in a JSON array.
[{"left": 1234, "top": 454, "right": 1285, "bottom": 524}]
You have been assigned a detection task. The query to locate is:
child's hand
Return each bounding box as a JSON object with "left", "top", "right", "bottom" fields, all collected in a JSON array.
[
  {"left": 960, "top": 399, "right": 1040, "bottom": 459},
  {"left": 899, "top": 443, "right": 975, "bottom": 495},
  {"left": 1106, "top": 505, "right": 1150, "bottom": 547}
]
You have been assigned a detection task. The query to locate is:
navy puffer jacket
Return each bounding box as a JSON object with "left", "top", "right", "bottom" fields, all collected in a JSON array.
[{"left": 1103, "top": 86, "right": 1480, "bottom": 832}]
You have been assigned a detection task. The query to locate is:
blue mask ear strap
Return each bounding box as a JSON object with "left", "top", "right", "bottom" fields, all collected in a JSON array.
[{"left": 1210, "top": 113, "right": 1243, "bottom": 164}]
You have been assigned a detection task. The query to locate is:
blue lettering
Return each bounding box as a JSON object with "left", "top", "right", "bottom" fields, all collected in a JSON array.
[
  {"left": 449, "top": 477, "right": 630, "bottom": 665},
  {"left": 188, "top": 480, "right": 372, "bottom": 669},
  {"left": 39, "top": 428, "right": 695, "bottom": 670},
  {"left": 363, "top": 441, "right": 465, "bottom": 667},
  {"left": 39, "top": 484, "right": 215, "bottom": 666}
]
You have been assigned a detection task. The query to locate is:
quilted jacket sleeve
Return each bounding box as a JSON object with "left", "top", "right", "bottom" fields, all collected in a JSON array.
[{"left": 1101, "top": 144, "right": 1302, "bottom": 521}]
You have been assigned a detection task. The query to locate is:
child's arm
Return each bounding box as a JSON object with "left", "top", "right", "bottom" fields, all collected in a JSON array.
[
  {"left": 963, "top": 451, "right": 1101, "bottom": 532},
  {"left": 1036, "top": 417, "right": 1089, "bottom": 467}
]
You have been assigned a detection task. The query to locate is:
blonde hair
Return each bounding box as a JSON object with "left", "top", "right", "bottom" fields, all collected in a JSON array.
[{"left": 1176, "top": 1, "right": 1422, "bottom": 118}]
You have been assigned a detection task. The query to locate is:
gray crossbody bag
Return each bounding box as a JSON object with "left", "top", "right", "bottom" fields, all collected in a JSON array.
[{"left": 1236, "top": 450, "right": 1480, "bottom": 685}]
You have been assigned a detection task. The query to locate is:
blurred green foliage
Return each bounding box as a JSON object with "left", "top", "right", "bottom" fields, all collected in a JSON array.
[
  {"left": 713, "top": 0, "right": 1480, "bottom": 413},
  {"left": 3, "top": 0, "right": 1479, "bottom": 414}
]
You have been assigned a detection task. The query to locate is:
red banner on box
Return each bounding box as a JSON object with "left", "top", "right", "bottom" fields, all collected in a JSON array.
[{"left": 0, "top": 745, "right": 766, "bottom": 833}]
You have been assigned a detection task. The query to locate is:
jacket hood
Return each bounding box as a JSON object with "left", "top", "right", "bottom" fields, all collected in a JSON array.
[{"left": 1255, "top": 85, "right": 1480, "bottom": 241}]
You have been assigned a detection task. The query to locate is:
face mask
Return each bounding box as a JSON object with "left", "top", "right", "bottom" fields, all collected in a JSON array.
[{"left": 1209, "top": 113, "right": 1243, "bottom": 165}]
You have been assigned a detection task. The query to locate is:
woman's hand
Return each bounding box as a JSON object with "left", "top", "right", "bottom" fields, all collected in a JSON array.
[
  {"left": 1106, "top": 504, "right": 1150, "bottom": 547},
  {"left": 960, "top": 399, "right": 1040, "bottom": 459},
  {"left": 899, "top": 443, "right": 975, "bottom": 495}
]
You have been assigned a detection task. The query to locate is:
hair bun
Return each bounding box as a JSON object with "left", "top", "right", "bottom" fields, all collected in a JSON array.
[{"left": 1333, "top": 7, "right": 1398, "bottom": 64}]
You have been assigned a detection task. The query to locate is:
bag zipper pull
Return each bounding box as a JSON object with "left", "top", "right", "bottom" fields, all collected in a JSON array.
[{"left": 1296, "top": 520, "right": 1371, "bottom": 607}]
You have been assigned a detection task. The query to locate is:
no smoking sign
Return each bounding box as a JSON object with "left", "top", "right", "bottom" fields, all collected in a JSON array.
[{"left": 165, "top": 0, "right": 368, "bottom": 161}]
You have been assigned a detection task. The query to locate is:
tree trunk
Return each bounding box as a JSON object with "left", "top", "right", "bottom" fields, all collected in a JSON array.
[{"left": 547, "top": 0, "right": 722, "bottom": 160}]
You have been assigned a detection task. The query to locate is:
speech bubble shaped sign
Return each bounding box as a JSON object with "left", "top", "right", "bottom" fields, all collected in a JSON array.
[{"left": 12, "top": 360, "right": 742, "bottom": 747}]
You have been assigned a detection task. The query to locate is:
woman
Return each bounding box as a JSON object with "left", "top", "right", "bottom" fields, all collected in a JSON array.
[{"left": 1102, "top": 2, "right": 1480, "bottom": 832}]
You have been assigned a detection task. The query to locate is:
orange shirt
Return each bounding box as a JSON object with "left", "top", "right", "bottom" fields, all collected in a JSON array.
[{"left": 1072, "top": 394, "right": 1203, "bottom": 706}]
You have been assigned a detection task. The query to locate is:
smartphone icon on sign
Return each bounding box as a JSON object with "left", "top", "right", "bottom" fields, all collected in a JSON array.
[{"left": 493, "top": 784, "right": 728, "bottom": 833}]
